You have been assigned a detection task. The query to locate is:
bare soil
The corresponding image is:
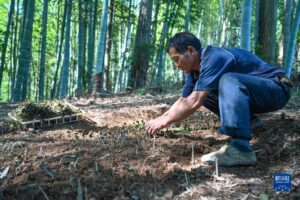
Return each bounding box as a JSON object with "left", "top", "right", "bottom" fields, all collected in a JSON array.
[{"left": 0, "top": 93, "right": 299, "bottom": 200}]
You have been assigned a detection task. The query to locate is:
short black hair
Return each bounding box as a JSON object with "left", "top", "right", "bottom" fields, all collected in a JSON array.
[{"left": 166, "top": 32, "right": 201, "bottom": 54}]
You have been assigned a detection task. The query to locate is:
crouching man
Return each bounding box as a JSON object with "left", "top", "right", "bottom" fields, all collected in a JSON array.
[{"left": 146, "top": 32, "right": 292, "bottom": 166}]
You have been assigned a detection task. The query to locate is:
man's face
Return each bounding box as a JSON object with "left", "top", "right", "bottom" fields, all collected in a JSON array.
[{"left": 168, "top": 47, "right": 195, "bottom": 73}]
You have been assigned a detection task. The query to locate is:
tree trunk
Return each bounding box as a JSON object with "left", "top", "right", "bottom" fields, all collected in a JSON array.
[
  {"left": 0, "top": 0, "right": 15, "bottom": 97},
  {"left": 151, "top": 0, "right": 171, "bottom": 86},
  {"left": 285, "top": 0, "right": 300, "bottom": 77},
  {"left": 220, "top": 0, "right": 233, "bottom": 46},
  {"left": 11, "top": 0, "right": 20, "bottom": 101},
  {"left": 13, "top": 0, "right": 35, "bottom": 102},
  {"left": 151, "top": 0, "right": 160, "bottom": 49},
  {"left": 184, "top": 0, "right": 190, "bottom": 32},
  {"left": 106, "top": 0, "right": 115, "bottom": 92},
  {"left": 115, "top": 0, "right": 133, "bottom": 92},
  {"left": 114, "top": 0, "right": 133, "bottom": 93},
  {"left": 8, "top": 21, "right": 14, "bottom": 100},
  {"left": 38, "top": 0, "right": 48, "bottom": 100},
  {"left": 60, "top": 0, "right": 72, "bottom": 98},
  {"left": 129, "top": 0, "right": 153, "bottom": 89},
  {"left": 213, "top": 0, "right": 224, "bottom": 45},
  {"left": 283, "top": 0, "right": 293, "bottom": 67},
  {"left": 240, "top": 0, "right": 252, "bottom": 51},
  {"left": 87, "top": 0, "right": 98, "bottom": 95},
  {"left": 77, "top": 0, "right": 84, "bottom": 97},
  {"left": 51, "top": 0, "right": 67, "bottom": 99},
  {"left": 257, "top": 0, "right": 278, "bottom": 64},
  {"left": 19, "top": 0, "right": 28, "bottom": 45},
  {"left": 168, "top": 4, "right": 180, "bottom": 39},
  {"left": 81, "top": 0, "right": 88, "bottom": 94},
  {"left": 254, "top": 0, "right": 260, "bottom": 53},
  {"left": 93, "top": 0, "right": 109, "bottom": 95}
]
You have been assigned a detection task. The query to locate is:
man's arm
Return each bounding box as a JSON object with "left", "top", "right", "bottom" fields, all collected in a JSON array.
[
  {"left": 159, "top": 97, "right": 184, "bottom": 117},
  {"left": 145, "top": 91, "right": 209, "bottom": 135}
]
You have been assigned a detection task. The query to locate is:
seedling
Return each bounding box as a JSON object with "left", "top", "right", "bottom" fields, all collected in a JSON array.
[
  {"left": 119, "top": 132, "right": 127, "bottom": 148},
  {"left": 134, "top": 120, "right": 145, "bottom": 131},
  {"left": 39, "top": 162, "right": 55, "bottom": 178},
  {"left": 99, "top": 153, "right": 110, "bottom": 160},
  {"left": 99, "top": 137, "right": 106, "bottom": 149},
  {"left": 0, "top": 166, "right": 9, "bottom": 179},
  {"left": 74, "top": 157, "right": 82, "bottom": 169}
]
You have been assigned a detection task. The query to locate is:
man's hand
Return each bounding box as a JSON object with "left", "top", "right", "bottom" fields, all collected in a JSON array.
[
  {"left": 145, "top": 91, "right": 209, "bottom": 136},
  {"left": 145, "top": 116, "right": 170, "bottom": 135}
]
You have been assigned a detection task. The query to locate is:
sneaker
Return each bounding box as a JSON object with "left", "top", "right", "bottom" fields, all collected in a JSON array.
[
  {"left": 250, "top": 115, "right": 264, "bottom": 129},
  {"left": 200, "top": 144, "right": 257, "bottom": 166}
]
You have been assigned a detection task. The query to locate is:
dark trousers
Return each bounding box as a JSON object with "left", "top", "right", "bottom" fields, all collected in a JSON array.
[{"left": 203, "top": 72, "right": 291, "bottom": 152}]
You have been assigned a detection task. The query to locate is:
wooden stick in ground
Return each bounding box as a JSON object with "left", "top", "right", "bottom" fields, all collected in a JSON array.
[
  {"left": 215, "top": 158, "right": 219, "bottom": 177},
  {"left": 191, "top": 144, "right": 195, "bottom": 164},
  {"left": 152, "top": 136, "right": 156, "bottom": 148},
  {"left": 38, "top": 185, "right": 50, "bottom": 200}
]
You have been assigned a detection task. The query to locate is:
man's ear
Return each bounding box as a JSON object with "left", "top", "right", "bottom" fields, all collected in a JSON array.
[{"left": 187, "top": 46, "right": 196, "bottom": 54}]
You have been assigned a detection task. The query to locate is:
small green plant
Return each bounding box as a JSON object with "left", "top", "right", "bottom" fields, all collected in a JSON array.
[
  {"left": 134, "top": 120, "right": 145, "bottom": 131},
  {"left": 0, "top": 135, "right": 6, "bottom": 142},
  {"left": 4, "top": 119, "right": 18, "bottom": 125},
  {"left": 137, "top": 88, "right": 146, "bottom": 95}
]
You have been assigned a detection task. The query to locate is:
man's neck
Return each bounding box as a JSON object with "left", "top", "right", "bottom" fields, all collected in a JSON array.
[{"left": 192, "top": 51, "right": 201, "bottom": 71}]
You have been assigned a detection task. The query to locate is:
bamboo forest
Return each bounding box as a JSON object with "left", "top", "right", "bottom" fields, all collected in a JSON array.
[
  {"left": 0, "top": 0, "right": 300, "bottom": 199},
  {"left": 0, "top": 0, "right": 299, "bottom": 101}
]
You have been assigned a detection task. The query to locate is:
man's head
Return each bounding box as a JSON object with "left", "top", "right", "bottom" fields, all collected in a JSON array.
[{"left": 166, "top": 32, "right": 202, "bottom": 72}]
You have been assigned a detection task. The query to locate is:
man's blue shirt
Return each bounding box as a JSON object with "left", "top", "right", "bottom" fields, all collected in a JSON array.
[{"left": 182, "top": 46, "right": 285, "bottom": 97}]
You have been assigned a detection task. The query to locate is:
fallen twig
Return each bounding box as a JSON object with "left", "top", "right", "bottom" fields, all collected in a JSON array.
[
  {"left": 0, "top": 166, "right": 9, "bottom": 179},
  {"left": 74, "top": 157, "right": 81, "bottom": 169},
  {"left": 2, "top": 136, "right": 54, "bottom": 143},
  {"left": 38, "top": 185, "right": 50, "bottom": 200},
  {"left": 254, "top": 149, "right": 263, "bottom": 153},
  {"left": 143, "top": 154, "right": 157, "bottom": 164},
  {"left": 99, "top": 153, "right": 110, "bottom": 160},
  {"left": 60, "top": 154, "right": 77, "bottom": 164},
  {"left": 40, "top": 162, "right": 55, "bottom": 178}
]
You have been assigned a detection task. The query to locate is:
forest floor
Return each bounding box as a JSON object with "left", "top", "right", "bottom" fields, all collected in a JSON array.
[{"left": 0, "top": 92, "right": 300, "bottom": 199}]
